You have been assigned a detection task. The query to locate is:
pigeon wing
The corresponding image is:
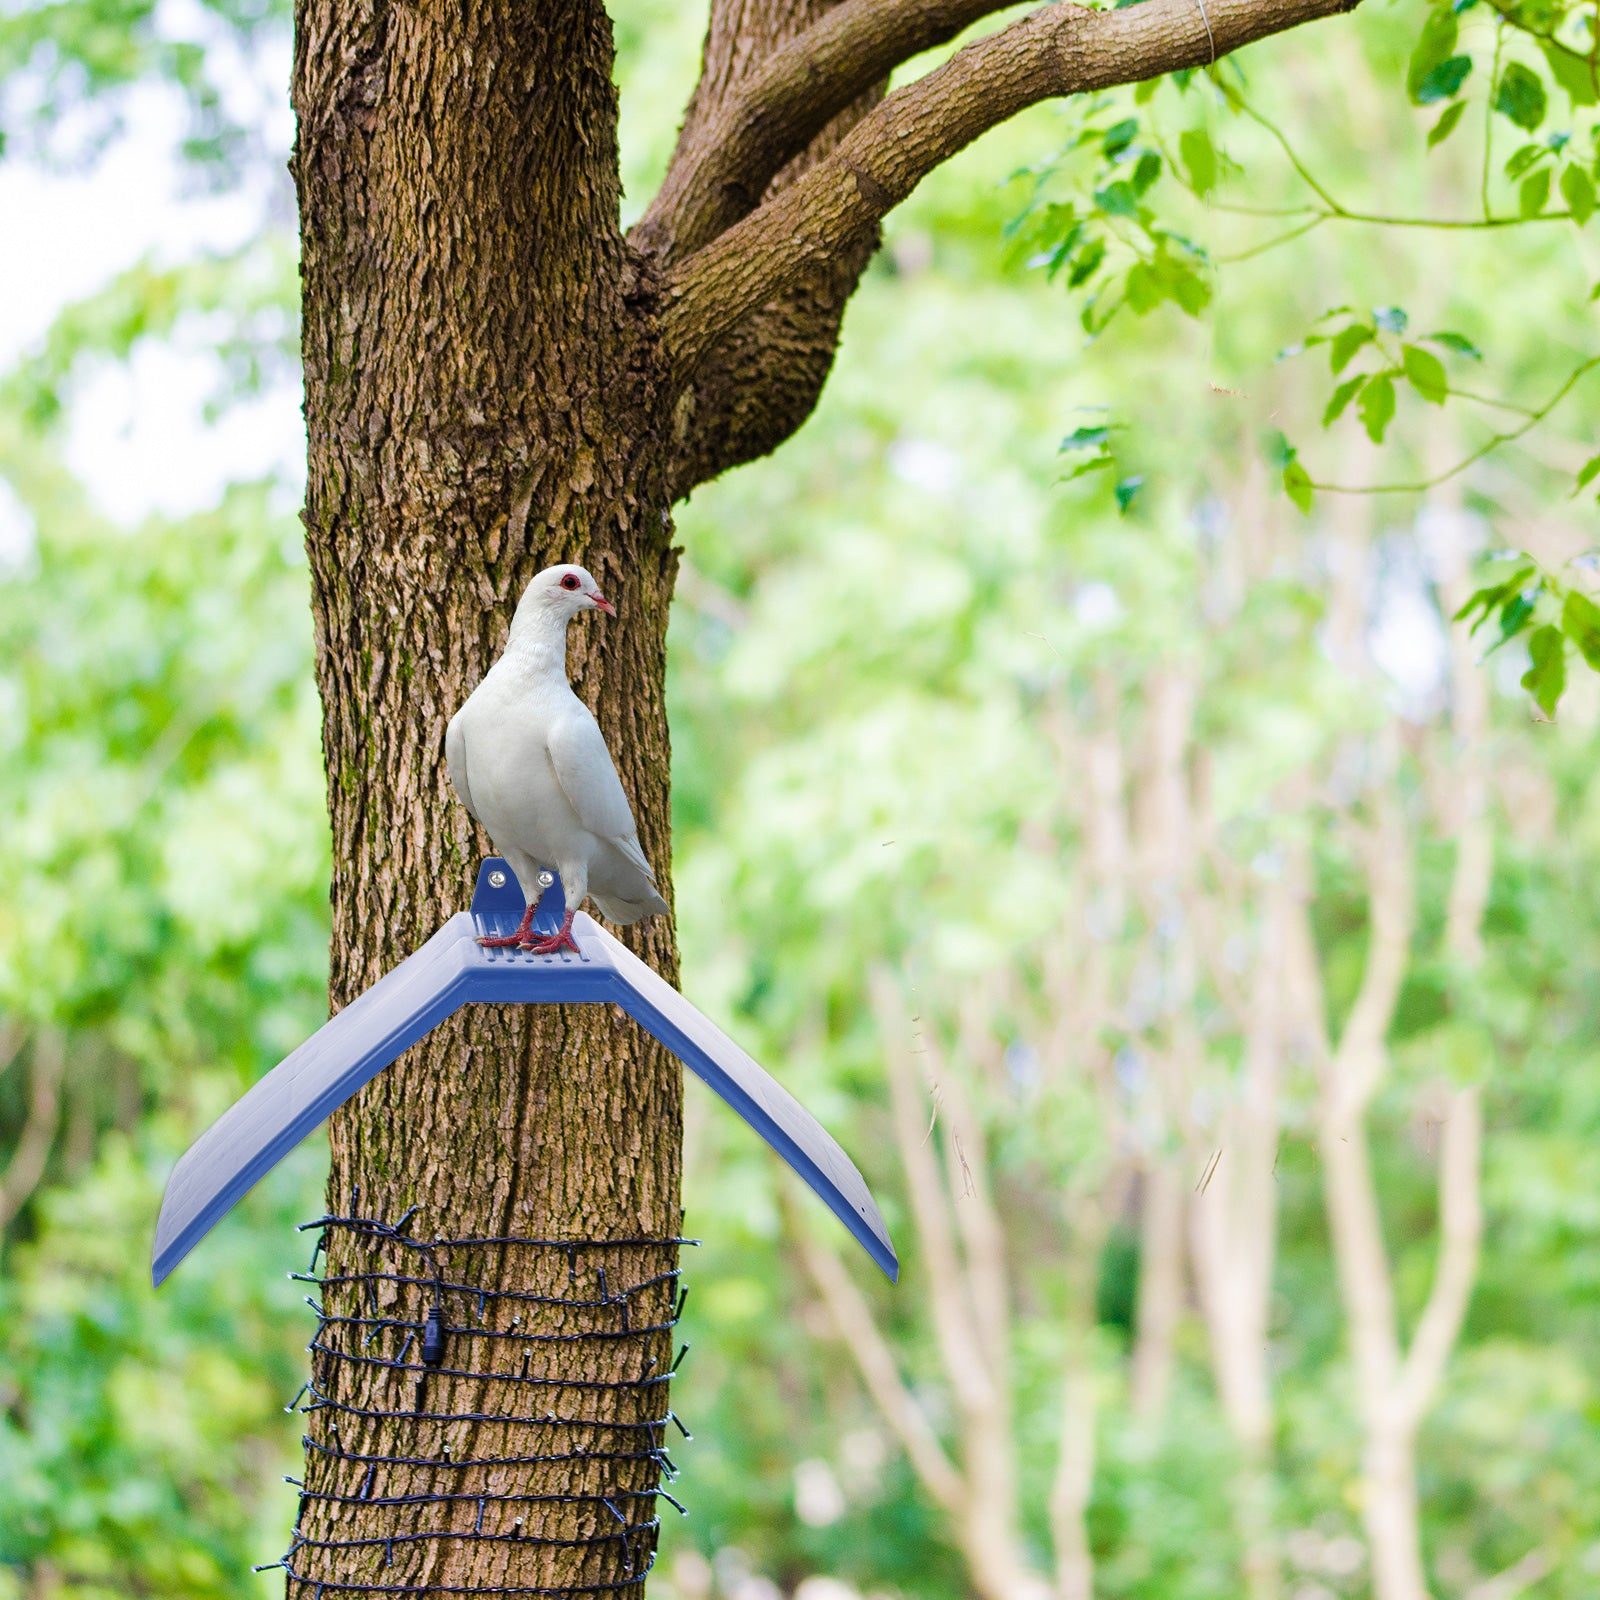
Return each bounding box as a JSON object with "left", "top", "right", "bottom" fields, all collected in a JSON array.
[
  {"left": 444, "top": 711, "right": 481, "bottom": 824},
  {"left": 547, "top": 707, "right": 657, "bottom": 880}
]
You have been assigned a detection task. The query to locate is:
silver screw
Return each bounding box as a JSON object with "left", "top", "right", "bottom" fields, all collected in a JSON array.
[
  {"left": 488, "top": 870, "right": 507, "bottom": 888},
  {"left": 538, "top": 871, "right": 554, "bottom": 888}
]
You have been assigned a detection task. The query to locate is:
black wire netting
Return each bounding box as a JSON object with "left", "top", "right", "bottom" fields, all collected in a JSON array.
[{"left": 258, "top": 1206, "right": 695, "bottom": 1597}]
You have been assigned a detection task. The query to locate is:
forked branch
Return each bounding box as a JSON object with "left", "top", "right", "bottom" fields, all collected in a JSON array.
[
  {"left": 634, "top": 0, "right": 1012, "bottom": 263},
  {"left": 660, "top": 0, "right": 1363, "bottom": 381}
]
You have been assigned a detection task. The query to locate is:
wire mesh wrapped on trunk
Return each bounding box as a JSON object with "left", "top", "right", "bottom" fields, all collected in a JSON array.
[{"left": 259, "top": 1207, "right": 694, "bottom": 1596}]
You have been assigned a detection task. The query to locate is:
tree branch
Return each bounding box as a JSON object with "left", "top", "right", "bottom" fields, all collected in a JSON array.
[
  {"left": 871, "top": 971, "right": 999, "bottom": 1422},
  {"left": 937, "top": 1009, "right": 1011, "bottom": 1386},
  {"left": 1327, "top": 788, "right": 1416, "bottom": 1122},
  {"left": 661, "top": 0, "right": 1363, "bottom": 381},
  {"left": 634, "top": 0, "right": 1012, "bottom": 264},
  {"left": 0, "top": 1018, "right": 24, "bottom": 1080},
  {"left": 790, "top": 1186, "right": 965, "bottom": 1511},
  {"left": 0, "top": 1031, "right": 64, "bottom": 1233},
  {"left": 648, "top": 0, "right": 893, "bottom": 496},
  {"left": 661, "top": 150, "right": 881, "bottom": 499},
  {"left": 1388, "top": 495, "right": 1487, "bottom": 1435},
  {"left": 1051, "top": 1192, "right": 1114, "bottom": 1600},
  {"left": 1395, "top": 1085, "right": 1483, "bottom": 1431}
]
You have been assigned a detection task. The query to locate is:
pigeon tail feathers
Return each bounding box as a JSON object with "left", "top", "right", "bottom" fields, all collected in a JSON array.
[{"left": 591, "top": 887, "right": 671, "bottom": 925}]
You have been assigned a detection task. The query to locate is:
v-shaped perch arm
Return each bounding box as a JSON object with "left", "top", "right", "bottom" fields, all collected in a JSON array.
[{"left": 152, "top": 860, "right": 898, "bottom": 1287}]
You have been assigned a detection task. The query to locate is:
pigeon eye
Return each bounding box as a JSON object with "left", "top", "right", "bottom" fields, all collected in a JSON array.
[{"left": 560, "top": 573, "right": 581, "bottom": 591}]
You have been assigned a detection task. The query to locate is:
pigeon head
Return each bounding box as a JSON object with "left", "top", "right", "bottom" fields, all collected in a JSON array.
[{"left": 512, "top": 563, "right": 617, "bottom": 638}]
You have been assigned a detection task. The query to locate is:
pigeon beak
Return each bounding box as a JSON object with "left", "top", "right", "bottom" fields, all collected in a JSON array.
[{"left": 591, "top": 592, "right": 617, "bottom": 617}]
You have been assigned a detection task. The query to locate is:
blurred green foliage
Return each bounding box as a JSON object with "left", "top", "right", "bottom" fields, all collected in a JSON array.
[
  {"left": 3, "top": 1, "right": 1600, "bottom": 1597},
  {"left": 0, "top": 0, "right": 287, "bottom": 169}
]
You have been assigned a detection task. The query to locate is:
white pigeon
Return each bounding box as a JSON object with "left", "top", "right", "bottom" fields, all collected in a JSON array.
[{"left": 446, "top": 563, "right": 669, "bottom": 954}]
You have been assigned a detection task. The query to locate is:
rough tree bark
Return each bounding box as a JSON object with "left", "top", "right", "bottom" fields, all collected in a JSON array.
[{"left": 285, "top": 0, "right": 1365, "bottom": 1589}]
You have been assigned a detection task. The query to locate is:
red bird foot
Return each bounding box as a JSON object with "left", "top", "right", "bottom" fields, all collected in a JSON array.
[
  {"left": 519, "top": 910, "right": 579, "bottom": 957},
  {"left": 477, "top": 903, "right": 539, "bottom": 948}
]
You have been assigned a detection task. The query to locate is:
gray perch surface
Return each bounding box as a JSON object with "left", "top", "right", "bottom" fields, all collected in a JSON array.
[{"left": 152, "top": 860, "right": 898, "bottom": 1286}]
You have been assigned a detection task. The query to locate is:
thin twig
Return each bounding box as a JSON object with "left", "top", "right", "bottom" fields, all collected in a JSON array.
[{"left": 1310, "top": 356, "right": 1600, "bottom": 495}]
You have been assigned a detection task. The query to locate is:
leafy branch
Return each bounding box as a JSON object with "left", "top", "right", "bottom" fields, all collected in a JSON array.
[
  {"left": 1456, "top": 551, "right": 1600, "bottom": 716},
  {"left": 1003, "top": 0, "right": 1600, "bottom": 693},
  {"left": 1293, "top": 348, "right": 1600, "bottom": 498}
]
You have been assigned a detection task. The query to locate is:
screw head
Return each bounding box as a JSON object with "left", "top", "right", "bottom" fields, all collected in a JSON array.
[
  {"left": 538, "top": 870, "right": 554, "bottom": 888},
  {"left": 488, "top": 870, "right": 507, "bottom": 888}
]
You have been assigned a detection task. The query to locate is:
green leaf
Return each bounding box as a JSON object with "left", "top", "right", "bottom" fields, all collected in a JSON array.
[
  {"left": 1130, "top": 151, "right": 1162, "bottom": 195},
  {"left": 1408, "top": 6, "right": 1460, "bottom": 103},
  {"left": 1521, "top": 624, "right": 1566, "bottom": 715},
  {"left": 1416, "top": 55, "right": 1473, "bottom": 105},
  {"left": 1126, "top": 261, "right": 1160, "bottom": 314},
  {"left": 1043, "top": 222, "right": 1085, "bottom": 280},
  {"left": 1067, "top": 238, "right": 1105, "bottom": 288},
  {"left": 1264, "top": 430, "right": 1297, "bottom": 470},
  {"left": 1162, "top": 256, "right": 1211, "bottom": 316},
  {"left": 1495, "top": 62, "right": 1548, "bottom": 131},
  {"left": 1505, "top": 141, "right": 1549, "bottom": 180},
  {"left": 1576, "top": 454, "right": 1600, "bottom": 492},
  {"left": 1179, "top": 128, "right": 1217, "bottom": 195},
  {"left": 1323, "top": 375, "right": 1366, "bottom": 426},
  {"left": 1373, "top": 305, "right": 1409, "bottom": 334},
  {"left": 1520, "top": 167, "right": 1552, "bottom": 217},
  {"left": 1095, "top": 181, "right": 1141, "bottom": 219},
  {"left": 1428, "top": 100, "right": 1470, "bottom": 146},
  {"left": 1358, "top": 373, "right": 1396, "bottom": 443},
  {"left": 1561, "top": 588, "right": 1600, "bottom": 667},
  {"left": 1455, "top": 565, "right": 1534, "bottom": 631},
  {"left": 1060, "top": 425, "right": 1111, "bottom": 452},
  {"left": 1283, "top": 459, "right": 1314, "bottom": 514},
  {"left": 1542, "top": 42, "right": 1599, "bottom": 108},
  {"left": 1103, "top": 118, "right": 1139, "bottom": 159},
  {"left": 1115, "top": 475, "right": 1145, "bottom": 513},
  {"left": 1082, "top": 293, "right": 1117, "bottom": 336},
  {"left": 1561, "top": 162, "right": 1596, "bottom": 223},
  {"left": 1330, "top": 323, "right": 1374, "bottom": 373},
  {"left": 1063, "top": 455, "right": 1115, "bottom": 483},
  {"left": 1402, "top": 343, "right": 1449, "bottom": 403},
  {"left": 1424, "top": 331, "right": 1483, "bottom": 359},
  {"left": 1494, "top": 583, "right": 1540, "bottom": 647}
]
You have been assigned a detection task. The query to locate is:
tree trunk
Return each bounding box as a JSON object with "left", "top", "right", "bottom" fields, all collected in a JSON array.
[
  {"left": 1361, "top": 1425, "right": 1431, "bottom": 1600},
  {"left": 1051, "top": 1204, "right": 1109, "bottom": 1600},
  {"left": 1129, "top": 1157, "right": 1184, "bottom": 1426},
  {"left": 1189, "top": 868, "right": 1291, "bottom": 1600},
  {"left": 288, "top": 2, "right": 684, "bottom": 1591}
]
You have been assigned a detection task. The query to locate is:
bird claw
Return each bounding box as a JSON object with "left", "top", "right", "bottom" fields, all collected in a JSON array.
[
  {"left": 517, "top": 930, "right": 580, "bottom": 957},
  {"left": 477, "top": 904, "right": 539, "bottom": 949}
]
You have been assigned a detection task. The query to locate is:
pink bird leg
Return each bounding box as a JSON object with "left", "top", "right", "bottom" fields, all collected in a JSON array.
[
  {"left": 520, "top": 909, "right": 580, "bottom": 957},
  {"left": 476, "top": 903, "right": 538, "bottom": 948}
]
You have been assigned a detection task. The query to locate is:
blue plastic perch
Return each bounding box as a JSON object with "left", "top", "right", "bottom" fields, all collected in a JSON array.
[{"left": 152, "top": 859, "right": 897, "bottom": 1287}]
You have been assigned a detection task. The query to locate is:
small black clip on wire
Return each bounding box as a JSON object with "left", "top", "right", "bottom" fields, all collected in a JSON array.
[{"left": 421, "top": 1305, "right": 446, "bottom": 1368}]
